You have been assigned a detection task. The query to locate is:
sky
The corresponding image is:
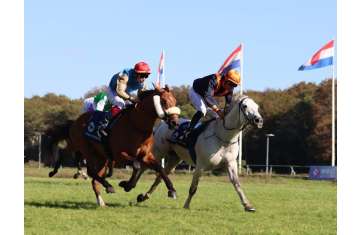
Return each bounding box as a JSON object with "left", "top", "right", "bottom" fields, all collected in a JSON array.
[{"left": 25, "top": 0, "right": 336, "bottom": 99}]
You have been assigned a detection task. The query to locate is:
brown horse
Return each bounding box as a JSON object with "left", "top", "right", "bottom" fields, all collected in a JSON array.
[{"left": 45, "top": 86, "right": 181, "bottom": 206}]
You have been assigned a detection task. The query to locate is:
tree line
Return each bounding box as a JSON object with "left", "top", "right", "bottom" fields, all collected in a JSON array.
[{"left": 24, "top": 78, "right": 336, "bottom": 166}]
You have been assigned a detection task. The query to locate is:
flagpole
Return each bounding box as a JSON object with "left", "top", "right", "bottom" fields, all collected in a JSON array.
[
  {"left": 238, "top": 43, "right": 244, "bottom": 175},
  {"left": 331, "top": 41, "right": 336, "bottom": 167},
  {"left": 162, "top": 49, "right": 165, "bottom": 87},
  {"left": 160, "top": 49, "right": 165, "bottom": 168}
]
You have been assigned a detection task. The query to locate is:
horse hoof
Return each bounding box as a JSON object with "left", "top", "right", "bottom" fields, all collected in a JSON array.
[
  {"left": 168, "top": 190, "right": 177, "bottom": 199},
  {"left": 119, "top": 181, "right": 127, "bottom": 188},
  {"left": 119, "top": 181, "right": 132, "bottom": 192},
  {"left": 137, "top": 193, "right": 149, "bottom": 203},
  {"left": 48, "top": 171, "right": 56, "bottom": 178},
  {"left": 244, "top": 206, "right": 256, "bottom": 212},
  {"left": 106, "top": 186, "right": 115, "bottom": 194},
  {"left": 124, "top": 185, "right": 132, "bottom": 192}
]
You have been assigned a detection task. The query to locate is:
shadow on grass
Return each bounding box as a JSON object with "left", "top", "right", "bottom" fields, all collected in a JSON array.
[{"left": 25, "top": 200, "right": 128, "bottom": 210}]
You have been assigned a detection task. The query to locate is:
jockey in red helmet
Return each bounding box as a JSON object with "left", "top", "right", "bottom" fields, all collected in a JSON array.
[{"left": 99, "top": 61, "right": 151, "bottom": 177}]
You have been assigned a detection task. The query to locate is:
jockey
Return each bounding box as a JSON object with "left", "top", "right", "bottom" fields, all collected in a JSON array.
[
  {"left": 93, "top": 91, "right": 112, "bottom": 112},
  {"left": 185, "top": 69, "right": 241, "bottom": 138},
  {"left": 107, "top": 61, "right": 151, "bottom": 110},
  {"left": 102, "top": 61, "right": 150, "bottom": 177},
  {"left": 82, "top": 91, "right": 112, "bottom": 113}
]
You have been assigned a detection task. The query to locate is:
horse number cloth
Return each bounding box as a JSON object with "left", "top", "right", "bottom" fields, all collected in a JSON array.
[
  {"left": 84, "top": 111, "right": 109, "bottom": 143},
  {"left": 170, "top": 120, "right": 213, "bottom": 164}
]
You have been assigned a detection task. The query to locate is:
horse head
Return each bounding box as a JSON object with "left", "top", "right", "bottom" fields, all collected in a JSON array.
[
  {"left": 224, "top": 96, "right": 263, "bottom": 130},
  {"left": 238, "top": 96, "right": 263, "bottom": 129},
  {"left": 139, "top": 84, "right": 181, "bottom": 129}
]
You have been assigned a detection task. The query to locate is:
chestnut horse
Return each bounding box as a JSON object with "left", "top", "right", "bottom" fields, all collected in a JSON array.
[{"left": 45, "top": 86, "right": 181, "bottom": 207}]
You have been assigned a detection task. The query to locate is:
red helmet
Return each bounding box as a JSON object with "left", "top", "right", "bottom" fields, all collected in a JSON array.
[{"left": 134, "top": 61, "right": 151, "bottom": 74}]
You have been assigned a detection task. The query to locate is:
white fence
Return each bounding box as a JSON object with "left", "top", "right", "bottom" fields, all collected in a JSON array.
[{"left": 244, "top": 164, "right": 311, "bottom": 176}]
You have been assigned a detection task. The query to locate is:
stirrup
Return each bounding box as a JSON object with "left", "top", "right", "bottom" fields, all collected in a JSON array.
[{"left": 99, "top": 129, "right": 108, "bottom": 137}]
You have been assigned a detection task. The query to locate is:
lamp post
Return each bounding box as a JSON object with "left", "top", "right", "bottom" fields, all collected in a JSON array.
[{"left": 265, "top": 134, "right": 275, "bottom": 175}]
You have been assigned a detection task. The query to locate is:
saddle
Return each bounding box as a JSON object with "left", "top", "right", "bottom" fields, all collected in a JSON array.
[{"left": 84, "top": 105, "right": 134, "bottom": 143}]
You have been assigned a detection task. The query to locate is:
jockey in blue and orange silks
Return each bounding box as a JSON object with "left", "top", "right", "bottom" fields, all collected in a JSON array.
[
  {"left": 183, "top": 69, "right": 241, "bottom": 139},
  {"left": 106, "top": 61, "right": 151, "bottom": 112}
]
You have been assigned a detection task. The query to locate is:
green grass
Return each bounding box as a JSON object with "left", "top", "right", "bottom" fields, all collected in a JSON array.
[{"left": 25, "top": 167, "right": 336, "bottom": 235}]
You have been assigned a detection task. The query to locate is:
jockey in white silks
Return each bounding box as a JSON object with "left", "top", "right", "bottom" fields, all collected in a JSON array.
[
  {"left": 106, "top": 61, "right": 151, "bottom": 110},
  {"left": 82, "top": 91, "right": 111, "bottom": 113}
]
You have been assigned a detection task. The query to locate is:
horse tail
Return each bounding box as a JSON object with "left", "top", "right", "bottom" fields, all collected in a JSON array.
[{"left": 44, "top": 120, "right": 74, "bottom": 177}]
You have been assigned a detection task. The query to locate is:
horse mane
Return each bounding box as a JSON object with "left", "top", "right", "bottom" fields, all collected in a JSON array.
[
  {"left": 138, "top": 89, "right": 158, "bottom": 101},
  {"left": 229, "top": 93, "right": 247, "bottom": 109}
]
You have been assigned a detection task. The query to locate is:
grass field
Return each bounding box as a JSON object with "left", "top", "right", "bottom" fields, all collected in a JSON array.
[{"left": 25, "top": 167, "right": 336, "bottom": 235}]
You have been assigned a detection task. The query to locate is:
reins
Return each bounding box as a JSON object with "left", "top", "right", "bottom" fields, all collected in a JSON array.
[{"left": 222, "top": 96, "right": 250, "bottom": 131}]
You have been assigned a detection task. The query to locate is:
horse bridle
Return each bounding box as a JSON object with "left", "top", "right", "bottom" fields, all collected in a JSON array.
[
  {"left": 153, "top": 95, "right": 181, "bottom": 121},
  {"left": 222, "top": 96, "right": 253, "bottom": 131}
]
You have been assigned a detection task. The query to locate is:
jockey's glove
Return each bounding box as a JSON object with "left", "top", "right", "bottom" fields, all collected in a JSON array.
[
  {"left": 216, "top": 109, "right": 224, "bottom": 119},
  {"left": 128, "top": 96, "right": 139, "bottom": 103},
  {"left": 211, "top": 105, "right": 220, "bottom": 113}
]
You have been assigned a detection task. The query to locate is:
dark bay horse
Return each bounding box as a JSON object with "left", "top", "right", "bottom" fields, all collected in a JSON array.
[{"left": 45, "top": 86, "right": 181, "bottom": 206}]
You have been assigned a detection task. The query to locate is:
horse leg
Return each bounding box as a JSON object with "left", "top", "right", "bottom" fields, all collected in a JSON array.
[
  {"left": 91, "top": 178, "right": 106, "bottom": 207},
  {"left": 143, "top": 153, "right": 177, "bottom": 199},
  {"left": 86, "top": 161, "right": 115, "bottom": 194},
  {"left": 137, "top": 154, "right": 181, "bottom": 203},
  {"left": 183, "top": 168, "right": 202, "bottom": 209},
  {"left": 119, "top": 160, "right": 144, "bottom": 192},
  {"left": 48, "top": 147, "right": 61, "bottom": 177},
  {"left": 80, "top": 158, "right": 89, "bottom": 179},
  {"left": 73, "top": 151, "right": 83, "bottom": 179},
  {"left": 73, "top": 151, "right": 88, "bottom": 180},
  {"left": 226, "top": 160, "right": 255, "bottom": 212}
]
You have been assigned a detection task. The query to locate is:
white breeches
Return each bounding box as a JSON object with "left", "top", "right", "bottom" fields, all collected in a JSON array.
[
  {"left": 82, "top": 97, "right": 95, "bottom": 113},
  {"left": 82, "top": 96, "right": 108, "bottom": 113},
  {"left": 106, "top": 87, "right": 126, "bottom": 109},
  {"left": 189, "top": 87, "right": 207, "bottom": 115}
]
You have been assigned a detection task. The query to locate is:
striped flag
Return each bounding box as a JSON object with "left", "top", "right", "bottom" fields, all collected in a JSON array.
[
  {"left": 298, "top": 40, "right": 334, "bottom": 71},
  {"left": 218, "top": 44, "right": 243, "bottom": 75},
  {"left": 156, "top": 50, "right": 165, "bottom": 87}
]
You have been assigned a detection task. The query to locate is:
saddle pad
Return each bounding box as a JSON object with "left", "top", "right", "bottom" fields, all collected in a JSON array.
[
  {"left": 169, "top": 121, "right": 191, "bottom": 146},
  {"left": 84, "top": 111, "right": 108, "bottom": 143},
  {"left": 169, "top": 119, "right": 214, "bottom": 164}
]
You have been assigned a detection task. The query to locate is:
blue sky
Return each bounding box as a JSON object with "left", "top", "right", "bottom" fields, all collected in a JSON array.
[{"left": 25, "top": 0, "right": 336, "bottom": 99}]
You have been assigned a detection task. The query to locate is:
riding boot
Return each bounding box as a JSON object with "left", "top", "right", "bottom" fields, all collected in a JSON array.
[{"left": 182, "top": 111, "right": 203, "bottom": 142}]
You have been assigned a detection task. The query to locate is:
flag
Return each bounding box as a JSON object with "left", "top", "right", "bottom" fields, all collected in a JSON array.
[
  {"left": 218, "top": 44, "right": 243, "bottom": 75},
  {"left": 156, "top": 50, "right": 165, "bottom": 87},
  {"left": 298, "top": 40, "right": 334, "bottom": 71}
]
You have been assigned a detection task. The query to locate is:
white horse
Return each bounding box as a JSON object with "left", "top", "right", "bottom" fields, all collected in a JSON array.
[{"left": 136, "top": 95, "right": 263, "bottom": 212}]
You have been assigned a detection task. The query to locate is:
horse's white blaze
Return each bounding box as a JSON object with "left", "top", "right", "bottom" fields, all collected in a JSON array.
[{"left": 153, "top": 95, "right": 165, "bottom": 118}]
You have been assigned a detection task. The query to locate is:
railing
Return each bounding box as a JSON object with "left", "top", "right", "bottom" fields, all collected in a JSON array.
[{"left": 245, "top": 164, "right": 310, "bottom": 176}]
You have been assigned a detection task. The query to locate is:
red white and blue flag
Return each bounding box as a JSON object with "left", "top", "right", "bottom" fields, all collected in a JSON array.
[
  {"left": 156, "top": 50, "right": 165, "bottom": 87},
  {"left": 298, "top": 40, "right": 334, "bottom": 71},
  {"left": 218, "top": 44, "right": 243, "bottom": 75}
]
